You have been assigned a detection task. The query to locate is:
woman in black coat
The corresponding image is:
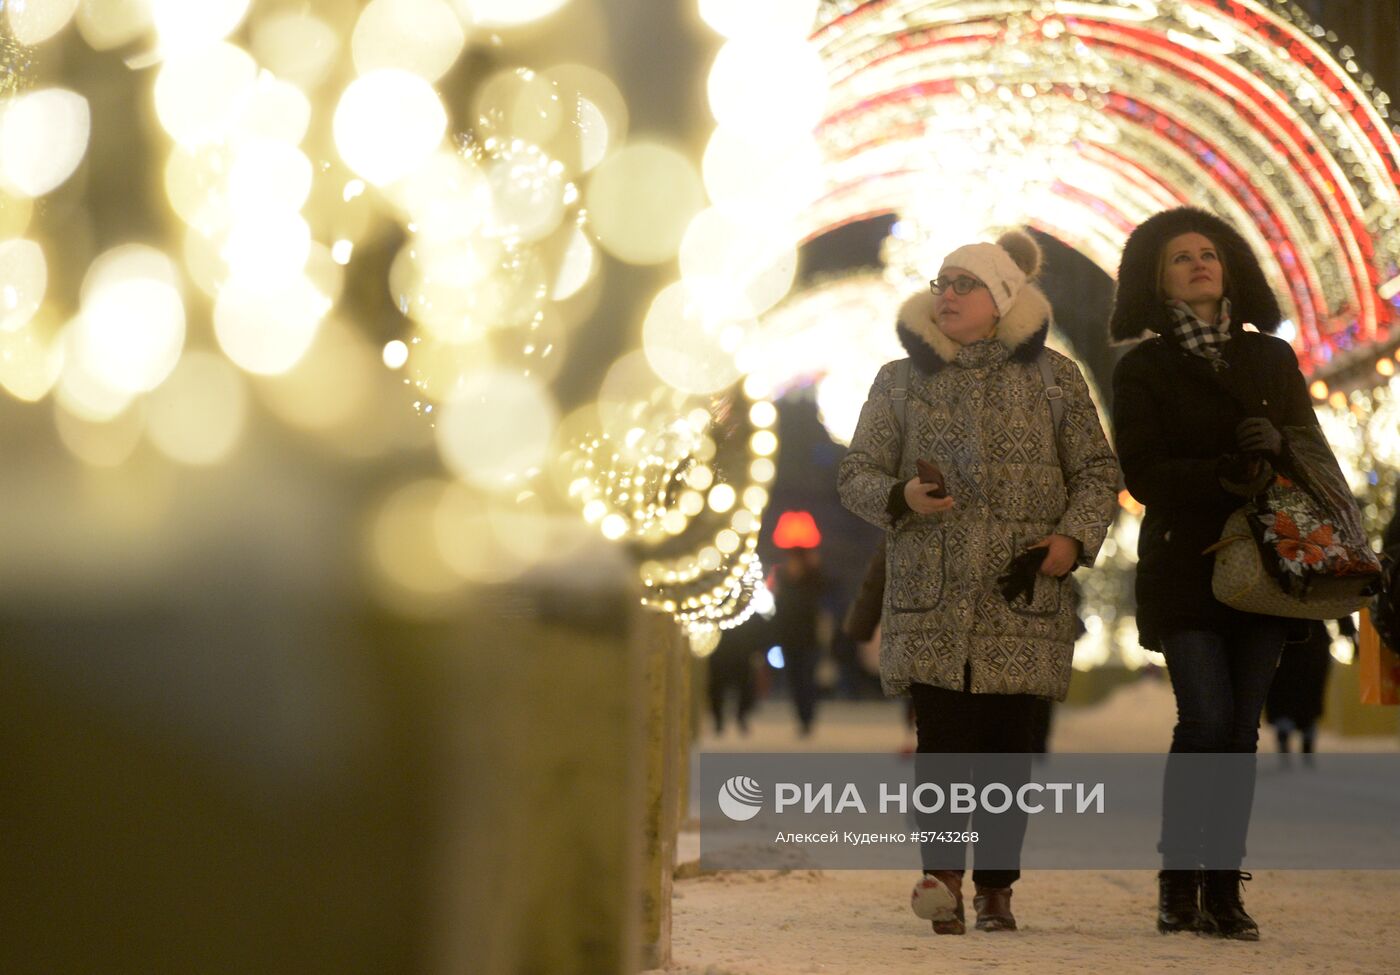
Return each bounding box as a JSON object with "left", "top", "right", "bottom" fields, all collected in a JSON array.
[{"left": 1110, "top": 207, "right": 1318, "bottom": 941}]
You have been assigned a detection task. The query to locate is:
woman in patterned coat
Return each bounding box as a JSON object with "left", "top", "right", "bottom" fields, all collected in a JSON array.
[{"left": 837, "top": 229, "right": 1118, "bottom": 935}]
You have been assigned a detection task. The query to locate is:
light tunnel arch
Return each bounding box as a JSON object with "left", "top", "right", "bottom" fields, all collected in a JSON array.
[{"left": 766, "top": 0, "right": 1400, "bottom": 381}]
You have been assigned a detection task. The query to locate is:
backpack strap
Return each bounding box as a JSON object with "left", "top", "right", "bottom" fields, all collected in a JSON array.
[
  {"left": 1037, "top": 350, "right": 1065, "bottom": 459},
  {"left": 896, "top": 352, "right": 1063, "bottom": 455},
  {"left": 896, "top": 354, "right": 1062, "bottom": 439},
  {"left": 891, "top": 358, "right": 911, "bottom": 434}
]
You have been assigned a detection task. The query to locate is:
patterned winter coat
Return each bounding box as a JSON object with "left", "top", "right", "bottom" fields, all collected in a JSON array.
[{"left": 837, "top": 287, "right": 1120, "bottom": 700}]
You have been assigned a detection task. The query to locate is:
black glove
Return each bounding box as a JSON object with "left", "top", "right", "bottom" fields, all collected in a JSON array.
[
  {"left": 997, "top": 546, "right": 1048, "bottom": 607},
  {"left": 1236, "top": 417, "right": 1283, "bottom": 456},
  {"left": 1218, "top": 453, "right": 1273, "bottom": 497}
]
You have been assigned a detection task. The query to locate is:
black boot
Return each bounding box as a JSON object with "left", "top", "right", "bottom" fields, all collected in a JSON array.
[
  {"left": 1156, "top": 870, "right": 1201, "bottom": 933},
  {"left": 1200, "top": 870, "right": 1259, "bottom": 940}
]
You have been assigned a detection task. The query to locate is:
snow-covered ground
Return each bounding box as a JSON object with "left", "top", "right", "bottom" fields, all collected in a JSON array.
[{"left": 658, "top": 674, "right": 1400, "bottom": 975}]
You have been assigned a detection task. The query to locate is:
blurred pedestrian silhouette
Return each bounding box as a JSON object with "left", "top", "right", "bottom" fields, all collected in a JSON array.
[
  {"left": 707, "top": 615, "right": 769, "bottom": 735},
  {"left": 771, "top": 543, "right": 826, "bottom": 736},
  {"left": 1265, "top": 618, "right": 1351, "bottom": 759}
]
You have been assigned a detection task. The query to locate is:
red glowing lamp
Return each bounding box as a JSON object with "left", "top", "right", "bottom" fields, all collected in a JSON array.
[{"left": 773, "top": 510, "right": 821, "bottom": 549}]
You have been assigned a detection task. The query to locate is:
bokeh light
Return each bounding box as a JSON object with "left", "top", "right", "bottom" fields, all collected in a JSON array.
[
  {"left": 405, "top": 332, "right": 496, "bottom": 408},
  {"left": 165, "top": 145, "right": 233, "bottom": 237},
  {"left": 0, "top": 323, "right": 63, "bottom": 402},
  {"left": 454, "top": 0, "right": 572, "bottom": 28},
  {"left": 708, "top": 483, "right": 736, "bottom": 513},
  {"left": 551, "top": 223, "right": 596, "bottom": 300},
  {"left": 482, "top": 140, "right": 568, "bottom": 243},
  {"left": 55, "top": 344, "right": 135, "bottom": 421},
  {"left": 250, "top": 12, "right": 341, "bottom": 91},
  {"left": 642, "top": 281, "right": 745, "bottom": 395},
  {"left": 228, "top": 140, "right": 313, "bottom": 215},
  {"left": 74, "top": 245, "right": 186, "bottom": 395},
  {"left": 389, "top": 236, "right": 549, "bottom": 341},
  {"left": 181, "top": 225, "right": 230, "bottom": 299},
  {"left": 352, "top": 0, "right": 466, "bottom": 82},
  {"left": 678, "top": 207, "right": 797, "bottom": 315},
  {"left": 749, "top": 400, "right": 777, "bottom": 428},
  {"left": 154, "top": 43, "right": 259, "bottom": 148},
  {"left": 707, "top": 38, "right": 828, "bottom": 146},
  {"left": 239, "top": 74, "right": 313, "bottom": 146},
  {"left": 144, "top": 351, "right": 247, "bottom": 465},
  {"left": 150, "top": 0, "right": 250, "bottom": 50},
  {"left": 701, "top": 127, "right": 823, "bottom": 224},
  {"left": 75, "top": 0, "right": 151, "bottom": 50},
  {"left": 383, "top": 149, "right": 492, "bottom": 244},
  {"left": 221, "top": 211, "right": 312, "bottom": 285},
  {"left": 214, "top": 276, "right": 331, "bottom": 375},
  {"left": 698, "top": 0, "right": 818, "bottom": 39},
  {"left": 494, "top": 308, "right": 568, "bottom": 383},
  {"left": 255, "top": 317, "right": 401, "bottom": 457},
  {"left": 7, "top": 0, "right": 80, "bottom": 46},
  {"left": 0, "top": 237, "right": 46, "bottom": 332},
  {"left": 475, "top": 68, "right": 565, "bottom": 148},
  {"left": 586, "top": 142, "right": 704, "bottom": 265},
  {"left": 435, "top": 369, "right": 557, "bottom": 491},
  {"left": 0, "top": 89, "right": 91, "bottom": 198},
  {"left": 303, "top": 242, "right": 346, "bottom": 308},
  {"left": 383, "top": 340, "right": 409, "bottom": 369},
  {"left": 333, "top": 70, "right": 447, "bottom": 186},
  {"left": 545, "top": 64, "right": 628, "bottom": 172},
  {"left": 596, "top": 348, "right": 675, "bottom": 438}
]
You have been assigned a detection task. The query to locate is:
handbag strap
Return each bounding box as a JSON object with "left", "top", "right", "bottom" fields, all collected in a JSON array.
[{"left": 1202, "top": 532, "right": 1252, "bottom": 556}]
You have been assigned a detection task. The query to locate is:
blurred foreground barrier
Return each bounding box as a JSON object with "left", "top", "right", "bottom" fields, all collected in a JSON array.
[{"left": 3, "top": 552, "right": 689, "bottom": 974}]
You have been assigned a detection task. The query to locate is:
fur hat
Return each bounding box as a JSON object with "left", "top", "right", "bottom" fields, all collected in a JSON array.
[
  {"left": 1109, "top": 207, "right": 1281, "bottom": 342},
  {"left": 939, "top": 229, "right": 1044, "bottom": 317}
]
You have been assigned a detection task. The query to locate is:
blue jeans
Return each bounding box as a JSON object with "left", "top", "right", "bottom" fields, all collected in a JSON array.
[{"left": 1158, "top": 620, "right": 1286, "bottom": 869}]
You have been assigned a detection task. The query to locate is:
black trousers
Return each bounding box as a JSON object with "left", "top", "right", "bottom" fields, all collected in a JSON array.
[
  {"left": 785, "top": 644, "right": 818, "bottom": 732},
  {"left": 910, "top": 674, "right": 1044, "bottom": 888},
  {"left": 707, "top": 655, "right": 756, "bottom": 732}
]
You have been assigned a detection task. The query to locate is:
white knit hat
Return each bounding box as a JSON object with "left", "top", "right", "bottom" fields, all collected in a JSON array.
[{"left": 938, "top": 230, "right": 1042, "bottom": 317}]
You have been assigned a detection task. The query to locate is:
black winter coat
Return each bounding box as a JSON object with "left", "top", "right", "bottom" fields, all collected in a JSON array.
[{"left": 1112, "top": 328, "right": 1316, "bottom": 649}]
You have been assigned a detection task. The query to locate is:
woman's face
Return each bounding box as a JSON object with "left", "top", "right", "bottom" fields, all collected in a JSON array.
[
  {"left": 1159, "top": 232, "right": 1224, "bottom": 306},
  {"left": 934, "top": 266, "right": 1000, "bottom": 344}
]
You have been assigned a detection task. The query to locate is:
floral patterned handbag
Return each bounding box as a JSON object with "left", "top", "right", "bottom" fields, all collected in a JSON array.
[{"left": 1204, "top": 425, "right": 1381, "bottom": 619}]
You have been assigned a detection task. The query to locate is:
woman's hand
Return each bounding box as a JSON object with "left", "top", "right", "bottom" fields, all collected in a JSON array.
[
  {"left": 1236, "top": 417, "right": 1283, "bottom": 456},
  {"left": 904, "top": 477, "right": 956, "bottom": 515},
  {"left": 1031, "top": 534, "right": 1082, "bottom": 576}
]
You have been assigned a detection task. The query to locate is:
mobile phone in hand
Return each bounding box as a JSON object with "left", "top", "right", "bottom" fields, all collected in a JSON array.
[{"left": 916, "top": 459, "right": 949, "bottom": 499}]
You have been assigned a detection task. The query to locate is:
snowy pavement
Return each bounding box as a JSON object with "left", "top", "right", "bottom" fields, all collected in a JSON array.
[{"left": 659, "top": 674, "right": 1400, "bottom": 975}]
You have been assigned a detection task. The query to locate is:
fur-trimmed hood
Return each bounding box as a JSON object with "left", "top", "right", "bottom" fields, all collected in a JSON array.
[
  {"left": 895, "top": 286, "right": 1053, "bottom": 374},
  {"left": 1109, "top": 206, "right": 1282, "bottom": 343}
]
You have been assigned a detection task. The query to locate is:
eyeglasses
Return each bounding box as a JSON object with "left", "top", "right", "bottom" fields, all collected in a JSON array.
[{"left": 929, "top": 275, "right": 986, "bottom": 296}]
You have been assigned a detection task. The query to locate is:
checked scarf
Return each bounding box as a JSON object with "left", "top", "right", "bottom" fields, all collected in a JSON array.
[{"left": 1167, "top": 297, "right": 1232, "bottom": 368}]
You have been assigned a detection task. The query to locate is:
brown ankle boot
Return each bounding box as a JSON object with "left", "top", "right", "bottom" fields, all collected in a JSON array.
[{"left": 973, "top": 885, "right": 1017, "bottom": 932}]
